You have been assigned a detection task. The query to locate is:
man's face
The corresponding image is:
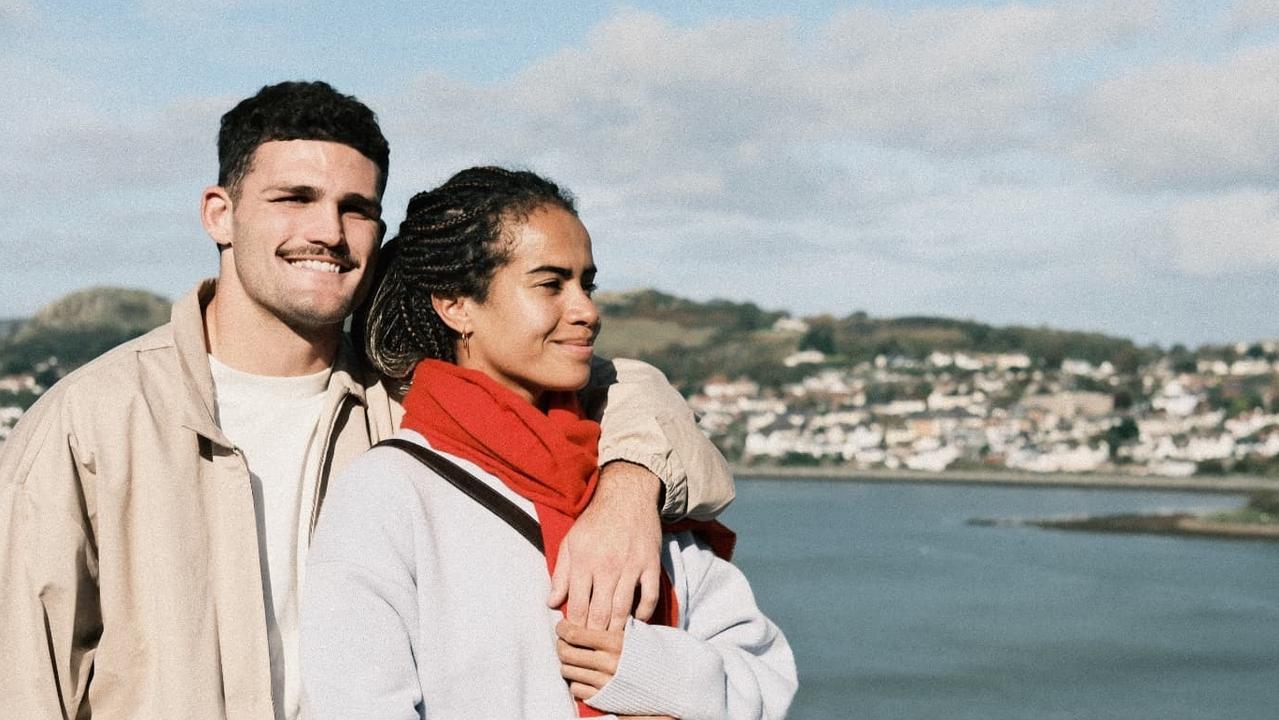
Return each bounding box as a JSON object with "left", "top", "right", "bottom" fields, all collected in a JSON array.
[{"left": 218, "top": 139, "right": 384, "bottom": 330}]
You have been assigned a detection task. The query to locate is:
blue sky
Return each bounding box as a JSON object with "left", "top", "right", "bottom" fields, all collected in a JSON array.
[{"left": 2, "top": 1, "right": 1276, "bottom": 347}]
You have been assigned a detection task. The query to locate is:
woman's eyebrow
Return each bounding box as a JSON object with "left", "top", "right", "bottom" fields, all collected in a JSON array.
[
  {"left": 526, "top": 265, "right": 572, "bottom": 277},
  {"left": 526, "top": 264, "right": 598, "bottom": 278}
]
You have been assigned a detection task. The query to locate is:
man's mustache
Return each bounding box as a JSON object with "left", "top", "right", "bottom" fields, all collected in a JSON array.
[{"left": 278, "top": 245, "right": 357, "bottom": 270}]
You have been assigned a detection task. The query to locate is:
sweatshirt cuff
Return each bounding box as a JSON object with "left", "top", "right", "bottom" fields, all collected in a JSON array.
[{"left": 585, "top": 617, "right": 713, "bottom": 718}]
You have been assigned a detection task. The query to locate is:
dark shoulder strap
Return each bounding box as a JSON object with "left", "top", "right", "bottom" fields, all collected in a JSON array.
[{"left": 374, "top": 438, "right": 545, "bottom": 554}]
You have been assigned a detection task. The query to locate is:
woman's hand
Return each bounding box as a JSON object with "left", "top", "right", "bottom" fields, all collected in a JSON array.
[
  {"left": 557, "top": 619, "right": 679, "bottom": 719},
  {"left": 556, "top": 619, "right": 623, "bottom": 699},
  {"left": 557, "top": 618, "right": 621, "bottom": 700},
  {"left": 548, "top": 461, "right": 662, "bottom": 630}
]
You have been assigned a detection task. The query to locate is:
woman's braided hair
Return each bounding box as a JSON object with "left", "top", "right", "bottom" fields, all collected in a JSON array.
[{"left": 356, "top": 166, "right": 577, "bottom": 387}]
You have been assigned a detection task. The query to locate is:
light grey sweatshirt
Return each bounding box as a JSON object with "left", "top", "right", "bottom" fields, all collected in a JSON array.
[{"left": 300, "top": 430, "right": 797, "bottom": 719}]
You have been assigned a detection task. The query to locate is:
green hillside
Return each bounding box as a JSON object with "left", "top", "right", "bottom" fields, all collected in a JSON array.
[
  {"left": 1, "top": 287, "right": 170, "bottom": 376},
  {"left": 596, "top": 290, "right": 1150, "bottom": 392}
]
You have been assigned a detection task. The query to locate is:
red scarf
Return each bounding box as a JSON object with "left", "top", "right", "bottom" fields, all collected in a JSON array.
[{"left": 400, "top": 359, "right": 733, "bottom": 716}]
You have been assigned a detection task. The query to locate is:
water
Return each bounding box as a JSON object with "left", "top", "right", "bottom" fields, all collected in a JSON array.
[{"left": 724, "top": 479, "right": 1279, "bottom": 720}]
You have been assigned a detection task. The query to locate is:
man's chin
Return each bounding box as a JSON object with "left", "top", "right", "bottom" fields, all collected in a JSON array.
[{"left": 276, "top": 303, "right": 353, "bottom": 334}]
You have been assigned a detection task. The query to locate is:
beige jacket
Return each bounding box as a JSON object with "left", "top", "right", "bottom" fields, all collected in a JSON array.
[{"left": 0, "top": 281, "right": 733, "bottom": 720}]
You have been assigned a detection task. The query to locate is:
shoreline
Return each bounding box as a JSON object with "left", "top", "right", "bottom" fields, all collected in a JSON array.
[
  {"left": 731, "top": 464, "right": 1279, "bottom": 494},
  {"left": 970, "top": 513, "right": 1279, "bottom": 543}
]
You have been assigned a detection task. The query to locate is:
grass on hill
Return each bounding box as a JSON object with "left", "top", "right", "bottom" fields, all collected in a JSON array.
[{"left": 594, "top": 317, "right": 716, "bottom": 357}]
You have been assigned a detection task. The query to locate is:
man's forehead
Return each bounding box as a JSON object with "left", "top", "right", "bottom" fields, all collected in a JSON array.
[{"left": 243, "top": 139, "right": 384, "bottom": 191}]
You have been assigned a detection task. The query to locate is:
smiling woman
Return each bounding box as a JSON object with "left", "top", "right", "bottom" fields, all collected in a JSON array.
[{"left": 301, "top": 166, "right": 796, "bottom": 719}]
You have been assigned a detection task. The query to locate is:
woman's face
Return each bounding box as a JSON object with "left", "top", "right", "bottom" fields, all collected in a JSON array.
[{"left": 456, "top": 204, "right": 600, "bottom": 404}]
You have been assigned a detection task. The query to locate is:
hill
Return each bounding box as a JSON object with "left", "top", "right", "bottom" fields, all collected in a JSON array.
[
  {"left": 0, "top": 287, "right": 170, "bottom": 376},
  {"left": 594, "top": 289, "right": 1150, "bottom": 391}
]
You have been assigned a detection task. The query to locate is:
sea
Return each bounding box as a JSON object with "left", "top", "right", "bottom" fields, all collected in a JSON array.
[{"left": 724, "top": 478, "right": 1279, "bottom": 720}]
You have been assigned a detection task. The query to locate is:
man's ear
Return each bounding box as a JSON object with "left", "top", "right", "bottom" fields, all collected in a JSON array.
[
  {"left": 431, "top": 294, "right": 470, "bottom": 335},
  {"left": 201, "top": 186, "right": 234, "bottom": 249}
]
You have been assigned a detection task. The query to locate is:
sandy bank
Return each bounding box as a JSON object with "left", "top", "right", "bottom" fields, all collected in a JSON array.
[{"left": 969, "top": 513, "right": 1279, "bottom": 543}]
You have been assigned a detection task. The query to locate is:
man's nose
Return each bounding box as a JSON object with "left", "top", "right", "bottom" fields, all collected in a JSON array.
[{"left": 304, "top": 203, "right": 344, "bottom": 246}]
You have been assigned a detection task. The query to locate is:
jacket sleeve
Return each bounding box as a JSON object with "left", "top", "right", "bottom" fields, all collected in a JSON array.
[
  {"left": 583, "top": 357, "right": 735, "bottom": 521},
  {"left": 585, "top": 534, "right": 798, "bottom": 720},
  {"left": 0, "top": 395, "right": 101, "bottom": 719}
]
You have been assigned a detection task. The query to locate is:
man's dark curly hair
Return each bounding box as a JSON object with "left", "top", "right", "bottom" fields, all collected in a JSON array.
[
  {"left": 355, "top": 166, "right": 577, "bottom": 385},
  {"left": 217, "top": 80, "right": 390, "bottom": 198}
]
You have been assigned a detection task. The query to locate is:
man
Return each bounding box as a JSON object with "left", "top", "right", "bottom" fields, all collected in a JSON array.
[{"left": 0, "top": 81, "right": 734, "bottom": 719}]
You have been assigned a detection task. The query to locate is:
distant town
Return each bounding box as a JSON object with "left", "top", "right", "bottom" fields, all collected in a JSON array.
[{"left": 685, "top": 315, "right": 1279, "bottom": 480}]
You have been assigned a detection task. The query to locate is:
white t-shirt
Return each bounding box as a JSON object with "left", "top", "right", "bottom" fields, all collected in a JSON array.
[{"left": 210, "top": 355, "right": 330, "bottom": 720}]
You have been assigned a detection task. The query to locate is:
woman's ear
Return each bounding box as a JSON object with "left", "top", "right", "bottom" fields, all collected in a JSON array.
[{"left": 431, "top": 294, "right": 470, "bottom": 335}]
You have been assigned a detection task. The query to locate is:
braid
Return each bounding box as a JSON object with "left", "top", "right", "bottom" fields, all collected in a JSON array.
[{"left": 356, "top": 166, "right": 577, "bottom": 387}]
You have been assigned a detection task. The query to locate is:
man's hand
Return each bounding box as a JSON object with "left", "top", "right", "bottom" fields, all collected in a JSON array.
[{"left": 548, "top": 461, "right": 662, "bottom": 631}]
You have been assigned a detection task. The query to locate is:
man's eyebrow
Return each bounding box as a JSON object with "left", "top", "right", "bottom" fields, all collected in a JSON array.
[
  {"left": 265, "top": 184, "right": 321, "bottom": 198},
  {"left": 340, "top": 192, "right": 382, "bottom": 218}
]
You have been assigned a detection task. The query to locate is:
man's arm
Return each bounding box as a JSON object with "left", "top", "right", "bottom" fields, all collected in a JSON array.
[
  {"left": 551, "top": 357, "right": 735, "bottom": 631},
  {"left": 0, "top": 399, "right": 101, "bottom": 718},
  {"left": 583, "top": 357, "right": 734, "bottom": 521}
]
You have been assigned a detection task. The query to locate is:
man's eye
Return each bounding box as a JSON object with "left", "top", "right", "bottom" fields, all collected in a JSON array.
[
  {"left": 583, "top": 282, "right": 598, "bottom": 296},
  {"left": 540, "top": 280, "right": 563, "bottom": 292},
  {"left": 342, "top": 205, "right": 379, "bottom": 221}
]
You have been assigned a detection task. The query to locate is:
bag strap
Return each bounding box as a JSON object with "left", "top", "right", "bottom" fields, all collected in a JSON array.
[{"left": 373, "top": 438, "right": 545, "bottom": 554}]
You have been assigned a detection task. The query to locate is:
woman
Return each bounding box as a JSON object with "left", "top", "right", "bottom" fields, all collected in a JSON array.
[{"left": 301, "top": 167, "right": 796, "bottom": 719}]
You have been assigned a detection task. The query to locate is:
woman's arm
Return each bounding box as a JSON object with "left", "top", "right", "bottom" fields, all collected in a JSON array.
[{"left": 301, "top": 459, "right": 423, "bottom": 720}]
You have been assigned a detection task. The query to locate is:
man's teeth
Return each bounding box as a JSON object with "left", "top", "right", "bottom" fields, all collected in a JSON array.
[{"left": 290, "top": 259, "right": 341, "bottom": 273}]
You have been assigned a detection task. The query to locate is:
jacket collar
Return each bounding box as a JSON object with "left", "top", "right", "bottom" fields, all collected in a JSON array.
[{"left": 174, "top": 279, "right": 368, "bottom": 445}]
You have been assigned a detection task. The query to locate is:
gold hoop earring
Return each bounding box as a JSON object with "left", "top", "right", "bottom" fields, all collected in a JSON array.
[{"left": 462, "top": 330, "right": 472, "bottom": 359}]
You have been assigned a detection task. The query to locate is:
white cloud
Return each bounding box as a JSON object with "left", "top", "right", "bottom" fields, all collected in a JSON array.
[
  {"left": 0, "top": 0, "right": 37, "bottom": 24},
  {"left": 816, "top": 1, "right": 1157, "bottom": 152},
  {"left": 135, "top": 0, "right": 265, "bottom": 22},
  {"left": 1072, "top": 43, "right": 1279, "bottom": 190},
  {"left": 1228, "top": 0, "right": 1279, "bottom": 31},
  {"left": 1170, "top": 190, "right": 1279, "bottom": 275}
]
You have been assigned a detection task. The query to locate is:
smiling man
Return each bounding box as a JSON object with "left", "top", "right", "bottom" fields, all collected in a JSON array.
[{"left": 0, "top": 81, "right": 735, "bottom": 720}]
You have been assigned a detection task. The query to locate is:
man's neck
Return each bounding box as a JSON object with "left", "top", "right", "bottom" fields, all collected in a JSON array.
[{"left": 204, "top": 290, "right": 340, "bottom": 377}]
